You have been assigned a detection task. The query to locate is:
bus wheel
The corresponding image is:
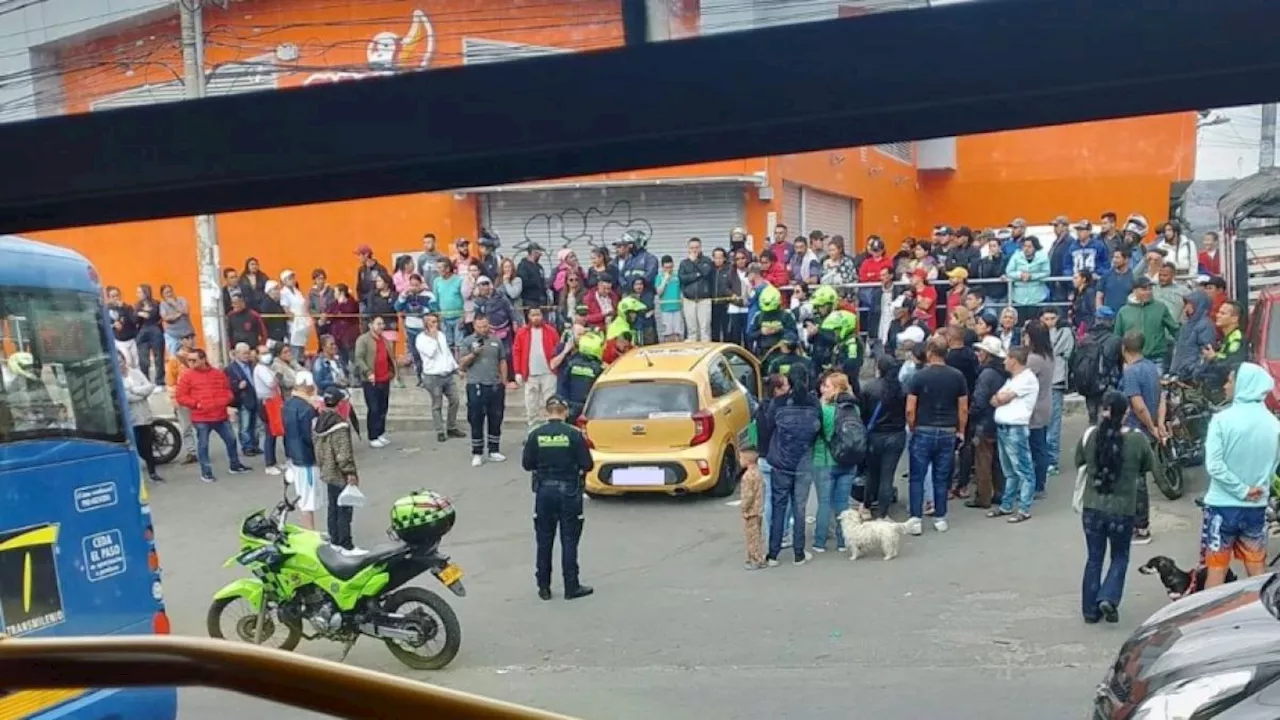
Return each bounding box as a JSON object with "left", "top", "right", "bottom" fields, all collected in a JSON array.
[{"left": 151, "top": 419, "right": 182, "bottom": 466}]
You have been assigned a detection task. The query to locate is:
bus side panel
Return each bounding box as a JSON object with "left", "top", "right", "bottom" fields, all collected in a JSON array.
[
  {"left": 0, "top": 448, "right": 159, "bottom": 639},
  {"left": 34, "top": 687, "right": 178, "bottom": 720}
]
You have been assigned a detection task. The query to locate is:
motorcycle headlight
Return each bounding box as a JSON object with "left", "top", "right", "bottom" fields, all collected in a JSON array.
[{"left": 1133, "top": 669, "right": 1254, "bottom": 719}]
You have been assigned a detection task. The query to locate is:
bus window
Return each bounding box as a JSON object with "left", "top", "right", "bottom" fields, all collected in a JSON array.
[{"left": 0, "top": 288, "right": 127, "bottom": 443}]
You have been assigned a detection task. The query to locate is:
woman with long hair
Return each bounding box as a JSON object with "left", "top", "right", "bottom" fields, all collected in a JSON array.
[
  {"left": 499, "top": 257, "right": 523, "bottom": 313},
  {"left": 586, "top": 246, "right": 613, "bottom": 288},
  {"left": 325, "top": 283, "right": 361, "bottom": 372},
  {"left": 1023, "top": 319, "right": 1055, "bottom": 496},
  {"left": 158, "top": 283, "right": 194, "bottom": 356},
  {"left": 860, "top": 354, "right": 907, "bottom": 519},
  {"left": 813, "top": 372, "right": 856, "bottom": 552},
  {"left": 120, "top": 350, "right": 164, "bottom": 483},
  {"left": 392, "top": 255, "right": 416, "bottom": 294},
  {"left": 134, "top": 283, "right": 165, "bottom": 387},
  {"left": 1077, "top": 390, "right": 1154, "bottom": 623},
  {"left": 239, "top": 257, "right": 269, "bottom": 309}
]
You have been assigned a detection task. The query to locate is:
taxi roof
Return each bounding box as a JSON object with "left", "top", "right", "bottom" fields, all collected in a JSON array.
[{"left": 600, "top": 342, "right": 727, "bottom": 379}]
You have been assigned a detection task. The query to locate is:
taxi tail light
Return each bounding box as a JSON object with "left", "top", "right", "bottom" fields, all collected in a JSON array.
[
  {"left": 695, "top": 459, "right": 711, "bottom": 476},
  {"left": 690, "top": 411, "right": 714, "bottom": 446},
  {"left": 575, "top": 416, "right": 594, "bottom": 449}
]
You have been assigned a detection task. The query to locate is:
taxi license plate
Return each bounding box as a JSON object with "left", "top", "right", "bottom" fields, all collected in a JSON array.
[{"left": 437, "top": 563, "right": 464, "bottom": 586}]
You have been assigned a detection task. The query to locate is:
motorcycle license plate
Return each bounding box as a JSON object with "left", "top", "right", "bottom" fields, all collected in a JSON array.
[{"left": 437, "top": 563, "right": 464, "bottom": 586}]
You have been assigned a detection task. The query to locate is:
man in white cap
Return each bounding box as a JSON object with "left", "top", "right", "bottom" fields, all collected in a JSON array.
[{"left": 968, "top": 336, "right": 1009, "bottom": 508}]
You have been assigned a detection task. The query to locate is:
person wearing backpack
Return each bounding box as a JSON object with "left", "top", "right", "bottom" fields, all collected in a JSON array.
[
  {"left": 812, "top": 372, "right": 864, "bottom": 554},
  {"left": 1072, "top": 306, "right": 1124, "bottom": 423},
  {"left": 764, "top": 364, "right": 822, "bottom": 566}
]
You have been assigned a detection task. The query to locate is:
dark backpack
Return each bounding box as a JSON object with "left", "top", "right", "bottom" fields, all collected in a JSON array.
[
  {"left": 1070, "top": 332, "right": 1117, "bottom": 396},
  {"left": 827, "top": 398, "right": 867, "bottom": 467}
]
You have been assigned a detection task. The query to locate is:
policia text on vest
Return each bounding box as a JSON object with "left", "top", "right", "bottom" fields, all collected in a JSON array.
[{"left": 522, "top": 397, "right": 595, "bottom": 601}]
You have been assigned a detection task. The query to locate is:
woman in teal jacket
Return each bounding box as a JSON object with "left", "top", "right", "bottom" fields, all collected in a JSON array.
[{"left": 1004, "top": 236, "right": 1051, "bottom": 322}]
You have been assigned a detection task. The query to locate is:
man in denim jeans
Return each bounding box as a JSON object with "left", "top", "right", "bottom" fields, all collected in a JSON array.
[
  {"left": 174, "top": 349, "right": 252, "bottom": 483},
  {"left": 904, "top": 337, "right": 969, "bottom": 535},
  {"left": 991, "top": 346, "right": 1039, "bottom": 521}
]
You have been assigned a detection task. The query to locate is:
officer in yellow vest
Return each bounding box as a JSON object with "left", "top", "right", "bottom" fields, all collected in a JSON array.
[{"left": 521, "top": 396, "right": 595, "bottom": 601}]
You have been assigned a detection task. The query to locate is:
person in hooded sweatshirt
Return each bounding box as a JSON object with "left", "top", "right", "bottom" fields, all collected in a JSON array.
[
  {"left": 1171, "top": 290, "right": 1218, "bottom": 379},
  {"left": 1201, "top": 363, "right": 1280, "bottom": 588},
  {"left": 764, "top": 364, "right": 822, "bottom": 567},
  {"left": 315, "top": 386, "right": 360, "bottom": 550}
]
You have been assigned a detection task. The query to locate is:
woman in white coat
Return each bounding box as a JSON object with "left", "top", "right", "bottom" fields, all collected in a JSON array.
[{"left": 120, "top": 350, "right": 164, "bottom": 483}]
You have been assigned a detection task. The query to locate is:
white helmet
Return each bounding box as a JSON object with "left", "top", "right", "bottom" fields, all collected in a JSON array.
[
  {"left": 1123, "top": 213, "right": 1149, "bottom": 238},
  {"left": 6, "top": 352, "right": 37, "bottom": 381}
]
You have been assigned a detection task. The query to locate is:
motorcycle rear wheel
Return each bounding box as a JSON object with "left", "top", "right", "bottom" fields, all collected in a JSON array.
[
  {"left": 380, "top": 587, "right": 461, "bottom": 670},
  {"left": 207, "top": 596, "right": 302, "bottom": 652},
  {"left": 1154, "top": 442, "right": 1185, "bottom": 500}
]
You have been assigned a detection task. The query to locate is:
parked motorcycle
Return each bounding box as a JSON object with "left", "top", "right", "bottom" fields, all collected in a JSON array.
[
  {"left": 207, "top": 487, "right": 464, "bottom": 670},
  {"left": 1157, "top": 377, "right": 1226, "bottom": 500}
]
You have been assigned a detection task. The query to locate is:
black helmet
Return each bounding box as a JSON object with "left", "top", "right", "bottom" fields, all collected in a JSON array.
[{"left": 321, "top": 387, "right": 345, "bottom": 408}]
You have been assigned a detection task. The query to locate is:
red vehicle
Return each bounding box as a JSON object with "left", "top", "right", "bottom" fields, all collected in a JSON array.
[{"left": 1247, "top": 286, "right": 1280, "bottom": 414}]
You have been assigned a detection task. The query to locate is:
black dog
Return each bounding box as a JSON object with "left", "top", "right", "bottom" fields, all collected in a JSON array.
[{"left": 1138, "top": 556, "right": 1237, "bottom": 600}]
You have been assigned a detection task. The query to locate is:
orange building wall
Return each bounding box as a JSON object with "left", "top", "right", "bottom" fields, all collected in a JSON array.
[
  {"left": 35, "top": 0, "right": 1198, "bottom": 342},
  {"left": 919, "top": 114, "right": 1198, "bottom": 233},
  {"left": 769, "top": 148, "right": 923, "bottom": 251}
]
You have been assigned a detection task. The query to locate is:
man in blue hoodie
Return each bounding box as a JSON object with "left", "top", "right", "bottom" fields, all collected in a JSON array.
[
  {"left": 1063, "top": 219, "right": 1110, "bottom": 279},
  {"left": 1202, "top": 363, "right": 1280, "bottom": 588}
]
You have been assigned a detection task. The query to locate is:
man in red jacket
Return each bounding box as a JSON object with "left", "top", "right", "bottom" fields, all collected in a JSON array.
[
  {"left": 512, "top": 307, "right": 561, "bottom": 429},
  {"left": 176, "top": 349, "right": 252, "bottom": 483}
]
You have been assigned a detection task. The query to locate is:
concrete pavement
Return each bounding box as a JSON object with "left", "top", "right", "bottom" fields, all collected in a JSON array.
[{"left": 138, "top": 416, "right": 1208, "bottom": 720}]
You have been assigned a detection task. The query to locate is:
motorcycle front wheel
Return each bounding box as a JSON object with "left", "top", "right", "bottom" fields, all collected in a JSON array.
[
  {"left": 1155, "top": 442, "right": 1185, "bottom": 500},
  {"left": 206, "top": 596, "right": 302, "bottom": 651},
  {"left": 380, "top": 587, "right": 461, "bottom": 670}
]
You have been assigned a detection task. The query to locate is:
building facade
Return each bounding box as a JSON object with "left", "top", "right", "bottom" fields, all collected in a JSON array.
[{"left": 19, "top": 0, "right": 1196, "bottom": 338}]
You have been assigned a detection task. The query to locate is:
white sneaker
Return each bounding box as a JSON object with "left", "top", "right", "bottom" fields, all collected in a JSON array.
[
  {"left": 376, "top": 435, "right": 391, "bottom": 446},
  {"left": 488, "top": 452, "right": 507, "bottom": 462},
  {"left": 264, "top": 466, "right": 282, "bottom": 476},
  {"left": 933, "top": 518, "right": 949, "bottom": 533},
  {"left": 904, "top": 517, "right": 923, "bottom": 536},
  {"left": 370, "top": 437, "right": 389, "bottom": 448},
  {"left": 793, "top": 551, "right": 814, "bottom": 566},
  {"left": 470, "top": 455, "right": 483, "bottom": 467}
]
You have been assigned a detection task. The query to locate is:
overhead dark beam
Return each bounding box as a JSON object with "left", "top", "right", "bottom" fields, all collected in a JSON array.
[
  {"left": 4, "top": 0, "right": 1280, "bottom": 233},
  {"left": 621, "top": 0, "right": 649, "bottom": 45}
]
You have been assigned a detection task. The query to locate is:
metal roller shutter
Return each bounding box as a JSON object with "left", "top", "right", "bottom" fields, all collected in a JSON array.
[
  {"left": 801, "top": 188, "right": 856, "bottom": 251},
  {"left": 479, "top": 185, "right": 746, "bottom": 277},
  {"left": 782, "top": 182, "right": 802, "bottom": 233}
]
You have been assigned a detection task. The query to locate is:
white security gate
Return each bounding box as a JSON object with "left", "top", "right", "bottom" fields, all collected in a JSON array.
[
  {"left": 780, "top": 182, "right": 856, "bottom": 252},
  {"left": 479, "top": 184, "right": 746, "bottom": 276}
]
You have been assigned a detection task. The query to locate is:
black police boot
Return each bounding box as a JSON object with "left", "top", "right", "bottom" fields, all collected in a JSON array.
[
  {"left": 564, "top": 584, "right": 594, "bottom": 600},
  {"left": 537, "top": 587, "right": 552, "bottom": 601}
]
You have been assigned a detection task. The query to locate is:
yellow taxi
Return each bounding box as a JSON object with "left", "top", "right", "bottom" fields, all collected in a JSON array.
[{"left": 579, "top": 342, "right": 761, "bottom": 497}]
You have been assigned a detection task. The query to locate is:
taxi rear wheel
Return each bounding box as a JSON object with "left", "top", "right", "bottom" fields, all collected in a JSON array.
[{"left": 707, "top": 448, "right": 738, "bottom": 498}]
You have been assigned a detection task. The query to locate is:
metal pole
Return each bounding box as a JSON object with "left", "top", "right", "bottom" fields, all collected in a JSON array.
[
  {"left": 1261, "top": 102, "right": 1276, "bottom": 169},
  {"left": 179, "top": 0, "right": 227, "bottom": 364}
]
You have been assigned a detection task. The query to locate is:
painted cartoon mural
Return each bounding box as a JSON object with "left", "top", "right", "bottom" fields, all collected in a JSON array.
[{"left": 302, "top": 9, "right": 435, "bottom": 86}]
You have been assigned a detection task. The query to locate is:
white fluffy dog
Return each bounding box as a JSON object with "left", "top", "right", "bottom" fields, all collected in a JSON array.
[{"left": 837, "top": 509, "right": 908, "bottom": 561}]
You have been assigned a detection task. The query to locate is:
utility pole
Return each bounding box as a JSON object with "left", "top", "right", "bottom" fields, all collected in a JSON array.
[
  {"left": 179, "top": 0, "right": 227, "bottom": 363},
  {"left": 1261, "top": 102, "right": 1276, "bottom": 169}
]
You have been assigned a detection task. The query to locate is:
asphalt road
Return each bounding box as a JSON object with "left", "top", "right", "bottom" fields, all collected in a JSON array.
[{"left": 133, "top": 417, "right": 1209, "bottom": 720}]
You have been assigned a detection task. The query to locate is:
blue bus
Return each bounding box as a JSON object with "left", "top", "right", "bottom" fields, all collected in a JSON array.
[{"left": 0, "top": 236, "right": 176, "bottom": 719}]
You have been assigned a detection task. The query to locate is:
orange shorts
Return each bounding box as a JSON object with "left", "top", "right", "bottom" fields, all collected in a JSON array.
[{"left": 1201, "top": 505, "right": 1267, "bottom": 570}]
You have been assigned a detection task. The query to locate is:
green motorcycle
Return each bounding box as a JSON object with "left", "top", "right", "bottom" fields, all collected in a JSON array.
[{"left": 207, "top": 487, "right": 464, "bottom": 670}]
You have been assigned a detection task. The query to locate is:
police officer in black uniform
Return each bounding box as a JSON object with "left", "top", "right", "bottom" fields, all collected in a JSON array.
[{"left": 522, "top": 396, "right": 595, "bottom": 600}]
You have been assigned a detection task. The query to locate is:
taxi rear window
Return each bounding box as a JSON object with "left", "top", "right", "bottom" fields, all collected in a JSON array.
[{"left": 585, "top": 381, "right": 699, "bottom": 419}]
